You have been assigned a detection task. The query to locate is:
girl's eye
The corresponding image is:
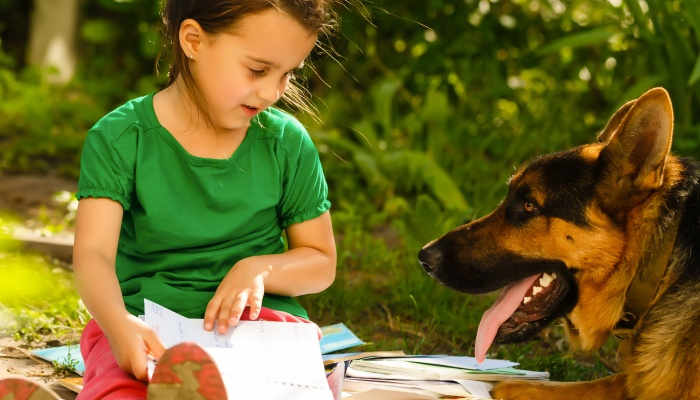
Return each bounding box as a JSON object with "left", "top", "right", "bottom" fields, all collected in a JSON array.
[
  {"left": 249, "top": 68, "right": 266, "bottom": 77},
  {"left": 523, "top": 200, "right": 537, "bottom": 213}
]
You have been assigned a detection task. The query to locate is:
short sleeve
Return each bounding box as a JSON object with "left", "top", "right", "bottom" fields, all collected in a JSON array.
[
  {"left": 278, "top": 119, "right": 331, "bottom": 228},
  {"left": 76, "top": 123, "right": 138, "bottom": 210}
]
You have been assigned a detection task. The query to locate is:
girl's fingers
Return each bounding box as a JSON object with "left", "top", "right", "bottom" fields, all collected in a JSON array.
[
  {"left": 144, "top": 329, "right": 166, "bottom": 360},
  {"left": 249, "top": 285, "right": 264, "bottom": 320},
  {"left": 216, "top": 295, "right": 237, "bottom": 334},
  {"left": 204, "top": 296, "right": 223, "bottom": 331},
  {"left": 131, "top": 343, "right": 148, "bottom": 381},
  {"left": 228, "top": 292, "right": 249, "bottom": 329}
]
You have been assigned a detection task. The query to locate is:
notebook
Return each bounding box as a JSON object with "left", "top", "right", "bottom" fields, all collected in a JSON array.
[{"left": 144, "top": 299, "right": 333, "bottom": 399}]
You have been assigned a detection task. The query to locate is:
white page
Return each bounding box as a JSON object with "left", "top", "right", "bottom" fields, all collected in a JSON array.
[
  {"left": 144, "top": 299, "right": 332, "bottom": 400},
  {"left": 397, "top": 356, "right": 517, "bottom": 371},
  {"left": 454, "top": 380, "right": 493, "bottom": 399}
]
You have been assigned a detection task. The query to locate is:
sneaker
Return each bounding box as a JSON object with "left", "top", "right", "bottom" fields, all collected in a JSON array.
[
  {"left": 147, "top": 342, "right": 227, "bottom": 400},
  {"left": 0, "top": 377, "right": 60, "bottom": 400}
]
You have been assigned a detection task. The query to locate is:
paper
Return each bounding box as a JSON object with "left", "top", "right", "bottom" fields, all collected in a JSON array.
[
  {"left": 347, "top": 359, "right": 549, "bottom": 381},
  {"left": 344, "top": 377, "right": 471, "bottom": 398},
  {"left": 344, "top": 388, "right": 437, "bottom": 400},
  {"left": 455, "top": 380, "right": 493, "bottom": 399},
  {"left": 144, "top": 299, "right": 332, "bottom": 400},
  {"left": 383, "top": 355, "right": 518, "bottom": 371}
]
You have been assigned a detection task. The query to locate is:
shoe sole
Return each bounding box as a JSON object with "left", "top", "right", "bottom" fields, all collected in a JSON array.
[
  {"left": 148, "top": 342, "right": 227, "bottom": 400},
  {"left": 0, "top": 377, "right": 60, "bottom": 400}
]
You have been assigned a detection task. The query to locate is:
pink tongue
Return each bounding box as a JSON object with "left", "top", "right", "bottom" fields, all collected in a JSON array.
[{"left": 475, "top": 274, "right": 541, "bottom": 363}]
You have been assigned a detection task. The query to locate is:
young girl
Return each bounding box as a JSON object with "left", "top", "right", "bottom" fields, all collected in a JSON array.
[{"left": 0, "top": 1, "right": 337, "bottom": 399}]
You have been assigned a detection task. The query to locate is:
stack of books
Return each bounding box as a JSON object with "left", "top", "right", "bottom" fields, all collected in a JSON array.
[{"left": 322, "top": 353, "right": 549, "bottom": 399}]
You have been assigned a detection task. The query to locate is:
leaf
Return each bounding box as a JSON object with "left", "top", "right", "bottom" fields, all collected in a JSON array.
[
  {"left": 689, "top": 54, "right": 700, "bottom": 85},
  {"left": 370, "top": 78, "right": 402, "bottom": 135},
  {"left": 380, "top": 151, "right": 469, "bottom": 212},
  {"left": 420, "top": 87, "right": 450, "bottom": 125},
  {"left": 537, "top": 27, "right": 618, "bottom": 55},
  {"left": 81, "top": 19, "right": 120, "bottom": 44}
]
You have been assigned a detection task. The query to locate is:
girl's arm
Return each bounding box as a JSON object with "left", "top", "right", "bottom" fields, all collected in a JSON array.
[
  {"left": 247, "top": 211, "right": 336, "bottom": 296},
  {"left": 73, "top": 198, "right": 165, "bottom": 380},
  {"left": 204, "top": 211, "right": 336, "bottom": 332}
]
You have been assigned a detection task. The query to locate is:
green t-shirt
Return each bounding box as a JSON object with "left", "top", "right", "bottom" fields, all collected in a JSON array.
[{"left": 76, "top": 93, "right": 330, "bottom": 319}]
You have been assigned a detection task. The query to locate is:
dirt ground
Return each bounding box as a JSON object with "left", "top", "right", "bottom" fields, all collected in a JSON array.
[
  {"left": 0, "top": 173, "right": 77, "bottom": 221},
  {"left": 0, "top": 173, "right": 80, "bottom": 399}
]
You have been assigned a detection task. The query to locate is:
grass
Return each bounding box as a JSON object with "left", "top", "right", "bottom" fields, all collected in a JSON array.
[
  {"left": 0, "top": 214, "right": 89, "bottom": 347},
  {"left": 0, "top": 210, "right": 615, "bottom": 382}
]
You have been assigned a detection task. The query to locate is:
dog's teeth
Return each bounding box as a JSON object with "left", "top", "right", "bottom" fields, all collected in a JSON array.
[
  {"left": 523, "top": 296, "right": 532, "bottom": 304},
  {"left": 540, "top": 273, "right": 554, "bottom": 287},
  {"left": 532, "top": 286, "right": 543, "bottom": 295}
]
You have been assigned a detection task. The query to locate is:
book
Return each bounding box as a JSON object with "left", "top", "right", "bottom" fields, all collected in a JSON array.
[
  {"left": 343, "top": 377, "right": 488, "bottom": 399},
  {"left": 32, "top": 345, "right": 84, "bottom": 376},
  {"left": 322, "top": 351, "right": 406, "bottom": 366},
  {"left": 30, "top": 309, "right": 366, "bottom": 387},
  {"left": 57, "top": 377, "right": 84, "bottom": 393},
  {"left": 347, "top": 358, "right": 549, "bottom": 382},
  {"left": 319, "top": 323, "right": 365, "bottom": 354},
  {"left": 144, "top": 299, "right": 333, "bottom": 399}
]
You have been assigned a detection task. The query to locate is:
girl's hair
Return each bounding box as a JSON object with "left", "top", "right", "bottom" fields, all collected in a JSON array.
[{"left": 160, "top": 0, "right": 338, "bottom": 123}]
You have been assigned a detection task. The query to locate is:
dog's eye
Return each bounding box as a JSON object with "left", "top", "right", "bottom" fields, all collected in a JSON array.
[{"left": 523, "top": 200, "right": 537, "bottom": 213}]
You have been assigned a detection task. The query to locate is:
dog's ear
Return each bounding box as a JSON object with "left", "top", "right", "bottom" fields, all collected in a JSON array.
[
  {"left": 597, "top": 87, "right": 673, "bottom": 209},
  {"left": 597, "top": 99, "right": 636, "bottom": 143}
]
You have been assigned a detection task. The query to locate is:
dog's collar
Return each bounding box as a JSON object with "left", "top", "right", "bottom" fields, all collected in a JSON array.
[{"left": 622, "top": 217, "right": 679, "bottom": 324}]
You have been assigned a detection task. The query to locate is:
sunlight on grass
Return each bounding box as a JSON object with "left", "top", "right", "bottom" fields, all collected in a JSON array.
[{"left": 0, "top": 213, "right": 88, "bottom": 345}]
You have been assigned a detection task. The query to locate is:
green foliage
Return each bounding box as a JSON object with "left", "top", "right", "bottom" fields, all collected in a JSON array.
[
  {"left": 0, "top": 65, "right": 103, "bottom": 176},
  {"left": 5, "top": 0, "right": 700, "bottom": 382}
]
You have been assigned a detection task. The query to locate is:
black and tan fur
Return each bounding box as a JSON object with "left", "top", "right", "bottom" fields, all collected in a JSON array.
[{"left": 418, "top": 88, "right": 700, "bottom": 400}]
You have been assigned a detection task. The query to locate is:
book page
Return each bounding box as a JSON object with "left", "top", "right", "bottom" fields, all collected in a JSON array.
[{"left": 144, "top": 299, "right": 332, "bottom": 399}]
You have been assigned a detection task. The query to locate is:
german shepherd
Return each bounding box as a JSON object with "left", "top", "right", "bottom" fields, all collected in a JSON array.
[{"left": 418, "top": 87, "right": 700, "bottom": 400}]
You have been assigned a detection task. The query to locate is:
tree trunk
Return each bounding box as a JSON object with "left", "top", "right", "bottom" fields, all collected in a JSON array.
[{"left": 27, "top": 0, "right": 79, "bottom": 84}]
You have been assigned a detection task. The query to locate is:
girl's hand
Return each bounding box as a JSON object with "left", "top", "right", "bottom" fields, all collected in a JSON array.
[
  {"left": 106, "top": 314, "right": 166, "bottom": 381},
  {"left": 204, "top": 260, "right": 273, "bottom": 334}
]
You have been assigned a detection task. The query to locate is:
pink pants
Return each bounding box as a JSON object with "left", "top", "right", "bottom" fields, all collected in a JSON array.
[{"left": 77, "top": 308, "right": 316, "bottom": 400}]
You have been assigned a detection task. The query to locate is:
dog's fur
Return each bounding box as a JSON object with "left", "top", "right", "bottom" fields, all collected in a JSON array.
[{"left": 419, "top": 88, "right": 700, "bottom": 400}]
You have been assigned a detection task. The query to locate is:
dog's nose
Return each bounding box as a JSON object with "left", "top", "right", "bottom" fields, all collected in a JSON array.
[{"left": 418, "top": 246, "right": 442, "bottom": 273}]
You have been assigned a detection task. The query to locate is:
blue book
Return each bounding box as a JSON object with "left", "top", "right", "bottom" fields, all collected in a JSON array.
[
  {"left": 32, "top": 344, "right": 84, "bottom": 376},
  {"left": 319, "top": 323, "right": 365, "bottom": 354}
]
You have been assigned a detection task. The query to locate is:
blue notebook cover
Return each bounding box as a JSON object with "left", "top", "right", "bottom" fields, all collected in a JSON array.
[
  {"left": 319, "top": 323, "right": 364, "bottom": 354},
  {"left": 32, "top": 344, "right": 84, "bottom": 376}
]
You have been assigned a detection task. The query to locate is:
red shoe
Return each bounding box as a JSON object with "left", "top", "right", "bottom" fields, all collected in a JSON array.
[
  {"left": 0, "top": 377, "right": 60, "bottom": 400},
  {"left": 147, "top": 342, "right": 227, "bottom": 400}
]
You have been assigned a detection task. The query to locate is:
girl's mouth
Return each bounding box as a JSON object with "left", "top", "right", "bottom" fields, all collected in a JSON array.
[{"left": 242, "top": 105, "right": 259, "bottom": 116}]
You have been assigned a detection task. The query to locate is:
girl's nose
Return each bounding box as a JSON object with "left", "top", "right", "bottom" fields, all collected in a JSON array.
[{"left": 258, "top": 79, "right": 282, "bottom": 104}]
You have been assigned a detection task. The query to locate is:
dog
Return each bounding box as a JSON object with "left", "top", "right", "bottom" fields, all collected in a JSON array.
[{"left": 418, "top": 87, "right": 700, "bottom": 400}]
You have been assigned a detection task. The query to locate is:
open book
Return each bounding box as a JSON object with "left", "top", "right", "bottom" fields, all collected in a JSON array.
[{"left": 143, "top": 299, "right": 333, "bottom": 400}]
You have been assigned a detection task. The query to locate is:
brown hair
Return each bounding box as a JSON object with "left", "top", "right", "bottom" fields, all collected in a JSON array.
[{"left": 159, "top": 0, "right": 338, "bottom": 124}]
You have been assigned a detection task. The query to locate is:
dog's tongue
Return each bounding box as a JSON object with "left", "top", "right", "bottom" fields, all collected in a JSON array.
[{"left": 475, "top": 274, "right": 541, "bottom": 363}]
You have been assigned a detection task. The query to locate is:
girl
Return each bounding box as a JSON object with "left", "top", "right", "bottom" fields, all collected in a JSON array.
[{"left": 0, "top": 1, "right": 338, "bottom": 399}]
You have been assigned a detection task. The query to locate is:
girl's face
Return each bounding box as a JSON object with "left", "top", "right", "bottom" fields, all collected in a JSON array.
[{"left": 184, "top": 9, "right": 317, "bottom": 132}]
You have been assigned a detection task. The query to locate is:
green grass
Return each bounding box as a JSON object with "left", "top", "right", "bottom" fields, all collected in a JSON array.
[
  {"left": 0, "top": 215, "right": 88, "bottom": 346},
  {"left": 0, "top": 211, "right": 615, "bottom": 382}
]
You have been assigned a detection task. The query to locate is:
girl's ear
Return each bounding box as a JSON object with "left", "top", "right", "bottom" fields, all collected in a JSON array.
[{"left": 179, "top": 18, "right": 205, "bottom": 60}]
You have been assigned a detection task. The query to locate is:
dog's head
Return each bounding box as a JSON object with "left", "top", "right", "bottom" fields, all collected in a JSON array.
[{"left": 419, "top": 87, "right": 678, "bottom": 361}]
